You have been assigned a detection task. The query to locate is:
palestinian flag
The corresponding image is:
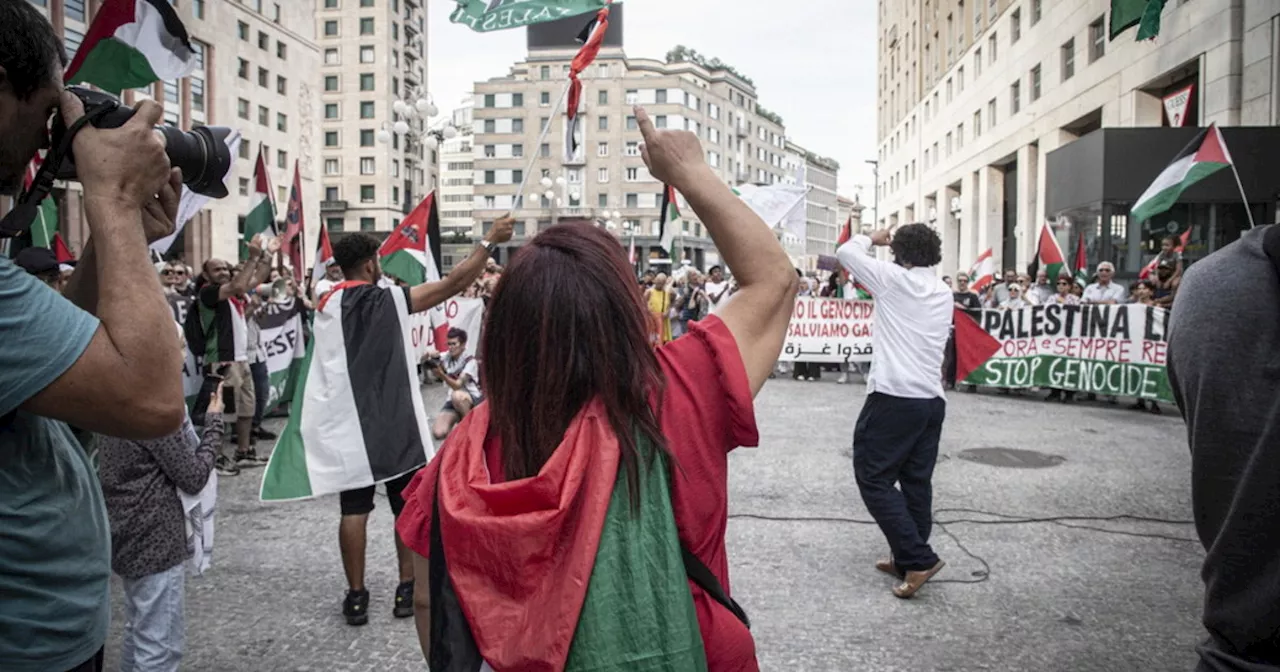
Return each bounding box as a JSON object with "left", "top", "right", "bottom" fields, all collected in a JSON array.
[
  {"left": 1130, "top": 124, "right": 1232, "bottom": 224},
  {"left": 283, "top": 161, "right": 306, "bottom": 285},
  {"left": 1073, "top": 230, "right": 1090, "bottom": 287},
  {"left": 260, "top": 281, "right": 433, "bottom": 501},
  {"left": 833, "top": 218, "right": 872, "bottom": 300},
  {"left": 953, "top": 307, "right": 1005, "bottom": 383},
  {"left": 311, "top": 223, "right": 334, "bottom": 290},
  {"left": 22, "top": 159, "right": 58, "bottom": 249},
  {"left": 242, "top": 146, "right": 275, "bottom": 259},
  {"left": 1029, "top": 224, "right": 1066, "bottom": 283},
  {"left": 563, "top": 6, "right": 609, "bottom": 162},
  {"left": 1110, "top": 0, "right": 1167, "bottom": 41},
  {"left": 969, "top": 248, "right": 996, "bottom": 292},
  {"left": 64, "top": 0, "right": 197, "bottom": 93},
  {"left": 400, "top": 403, "right": 709, "bottom": 671},
  {"left": 658, "top": 184, "right": 680, "bottom": 260},
  {"left": 52, "top": 234, "right": 76, "bottom": 264},
  {"left": 449, "top": 0, "right": 612, "bottom": 33},
  {"left": 381, "top": 193, "right": 448, "bottom": 350}
]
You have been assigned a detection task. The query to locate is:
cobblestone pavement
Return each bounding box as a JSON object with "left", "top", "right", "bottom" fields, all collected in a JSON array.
[{"left": 106, "top": 378, "right": 1203, "bottom": 671}]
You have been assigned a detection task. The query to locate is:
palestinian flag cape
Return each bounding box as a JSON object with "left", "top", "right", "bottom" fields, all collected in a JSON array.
[
  {"left": 450, "top": 0, "right": 612, "bottom": 33},
  {"left": 564, "top": 7, "right": 610, "bottom": 162},
  {"left": 259, "top": 282, "right": 433, "bottom": 501},
  {"left": 969, "top": 248, "right": 995, "bottom": 292},
  {"left": 65, "top": 0, "right": 197, "bottom": 93},
  {"left": 1073, "top": 230, "right": 1090, "bottom": 288},
  {"left": 1130, "top": 125, "right": 1232, "bottom": 224},
  {"left": 398, "top": 401, "right": 707, "bottom": 671},
  {"left": 1029, "top": 224, "right": 1066, "bottom": 282}
]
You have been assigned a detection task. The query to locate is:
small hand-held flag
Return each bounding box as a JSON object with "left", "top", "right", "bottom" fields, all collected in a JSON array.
[
  {"left": 379, "top": 192, "right": 449, "bottom": 351},
  {"left": 969, "top": 248, "right": 995, "bottom": 292},
  {"left": 564, "top": 5, "right": 611, "bottom": 162},
  {"left": 658, "top": 184, "right": 680, "bottom": 261},
  {"left": 64, "top": 0, "right": 198, "bottom": 93},
  {"left": 283, "top": 161, "right": 306, "bottom": 285}
]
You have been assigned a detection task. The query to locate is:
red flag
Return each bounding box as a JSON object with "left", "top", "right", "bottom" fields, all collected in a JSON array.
[
  {"left": 51, "top": 233, "right": 75, "bottom": 263},
  {"left": 1138, "top": 227, "right": 1190, "bottom": 279},
  {"left": 836, "top": 215, "right": 852, "bottom": 247},
  {"left": 564, "top": 6, "right": 610, "bottom": 161},
  {"left": 283, "top": 161, "right": 305, "bottom": 284}
]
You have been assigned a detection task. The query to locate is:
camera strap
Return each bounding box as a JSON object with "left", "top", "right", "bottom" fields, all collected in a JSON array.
[{"left": 0, "top": 108, "right": 114, "bottom": 239}]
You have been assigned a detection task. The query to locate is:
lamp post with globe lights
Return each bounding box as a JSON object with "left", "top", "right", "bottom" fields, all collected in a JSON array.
[{"left": 374, "top": 91, "right": 457, "bottom": 214}]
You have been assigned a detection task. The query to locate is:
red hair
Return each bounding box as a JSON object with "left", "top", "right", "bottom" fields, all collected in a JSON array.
[{"left": 481, "top": 222, "right": 666, "bottom": 504}]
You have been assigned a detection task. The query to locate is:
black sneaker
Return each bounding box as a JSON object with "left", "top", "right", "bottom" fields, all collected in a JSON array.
[
  {"left": 252, "top": 427, "right": 278, "bottom": 441},
  {"left": 215, "top": 455, "right": 240, "bottom": 476},
  {"left": 393, "top": 581, "right": 414, "bottom": 618},
  {"left": 235, "top": 449, "right": 269, "bottom": 468},
  {"left": 343, "top": 589, "right": 369, "bottom": 626}
]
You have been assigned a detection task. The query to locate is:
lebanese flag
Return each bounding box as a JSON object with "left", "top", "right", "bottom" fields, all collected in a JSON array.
[
  {"left": 242, "top": 146, "right": 275, "bottom": 256},
  {"left": 395, "top": 401, "right": 708, "bottom": 671},
  {"left": 64, "top": 0, "right": 197, "bottom": 93},
  {"left": 311, "top": 223, "right": 334, "bottom": 290},
  {"left": 1073, "top": 230, "right": 1089, "bottom": 287},
  {"left": 564, "top": 5, "right": 610, "bottom": 162},
  {"left": 1130, "top": 124, "right": 1232, "bottom": 224},
  {"left": 1138, "top": 227, "right": 1191, "bottom": 279},
  {"left": 1029, "top": 224, "right": 1066, "bottom": 282},
  {"left": 260, "top": 281, "right": 433, "bottom": 501},
  {"left": 283, "top": 161, "right": 306, "bottom": 285},
  {"left": 969, "top": 248, "right": 996, "bottom": 292},
  {"left": 381, "top": 193, "right": 448, "bottom": 350}
]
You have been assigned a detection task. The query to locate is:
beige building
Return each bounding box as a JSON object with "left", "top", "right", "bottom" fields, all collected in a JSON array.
[
  {"left": 469, "top": 46, "right": 794, "bottom": 271},
  {"left": 316, "top": 0, "right": 436, "bottom": 238},
  {"left": 877, "top": 0, "right": 1280, "bottom": 278},
  {"left": 439, "top": 102, "right": 475, "bottom": 272},
  {"left": 3, "top": 0, "right": 323, "bottom": 266}
]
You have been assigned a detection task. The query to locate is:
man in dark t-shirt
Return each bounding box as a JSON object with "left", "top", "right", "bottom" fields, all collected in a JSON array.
[
  {"left": 1169, "top": 225, "right": 1280, "bottom": 672},
  {"left": 945, "top": 272, "right": 983, "bottom": 388}
]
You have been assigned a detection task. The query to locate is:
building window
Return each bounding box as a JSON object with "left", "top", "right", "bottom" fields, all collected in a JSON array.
[
  {"left": 360, "top": 17, "right": 375, "bottom": 34},
  {"left": 1061, "top": 39, "right": 1075, "bottom": 80},
  {"left": 945, "top": 132, "right": 953, "bottom": 156},
  {"left": 540, "top": 65, "right": 550, "bottom": 80},
  {"left": 654, "top": 115, "right": 667, "bottom": 129},
  {"left": 238, "top": 21, "right": 249, "bottom": 40},
  {"left": 1031, "top": 64, "right": 1042, "bottom": 101},
  {"left": 359, "top": 101, "right": 375, "bottom": 119},
  {"left": 958, "top": 66, "right": 965, "bottom": 91},
  {"left": 193, "top": 0, "right": 205, "bottom": 19},
  {"left": 512, "top": 93, "right": 524, "bottom": 107},
  {"left": 360, "top": 185, "right": 375, "bottom": 203},
  {"left": 324, "top": 158, "right": 340, "bottom": 175},
  {"left": 946, "top": 78, "right": 953, "bottom": 102},
  {"left": 484, "top": 171, "right": 495, "bottom": 185},
  {"left": 324, "top": 103, "right": 340, "bottom": 119},
  {"left": 360, "top": 0, "right": 375, "bottom": 5},
  {"left": 360, "top": 73, "right": 375, "bottom": 91},
  {"left": 326, "top": 217, "right": 343, "bottom": 232},
  {"left": 974, "top": 48, "right": 982, "bottom": 77},
  {"left": 625, "top": 141, "right": 639, "bottom": 157},
  {"left": 191, "top": 77, "right": 205, "bottom": 112},
  {"left": 626, "top": 115, "right": 637, "bottom": 130},
  {"left": 239, "top": 142, "right": 251, "bottom": 160},
  {"left": 237, "top": 98, "right": 250, "bottom": 120},
  {"left": 483, "top": 94, "right": 495, "bottom": 107},
  {"left": 360, "top": 217, "right": 375, "bottom": 232},
  {"left": 483, "top": 119, "right": 496, "bottom": 134},
  {"left": 597, "top": 142, "right": 608, "bottom": 157},
  {"left": 325, "top": 187, "right": 339, "bottom": 201},
  {"left": 258, "top": 67, "right": 268, "bottom": 87},
  {"left": 512, "top": 144, "right": 523, "bottom": 158},
  {"left": 238, "top": 58, "right": 249, "bottom": 79},
  {"left": 325, "top": 0, "right": 338, "bottom": 7},
  {"left": 277, "top": 150, "right": 287, "bottom": 169},
  {"left": 1011, "top": 9, "right": 1021, "bottom": 42},
  {"left": 987, "top": 99, "right": 997, "bottom": 129},
  {"left": 625, "top": 193, "right": 638, "bottom": 208},
  {"left": 598, "top": 167, "right": 609, "bottom": 182},
  {"left": 1011, "top": 80, "right": 1021, "bottom": 114},
  {"left": 989, "top": 33, "right": 997, "bottom": 63},
  {"left": 360, "top": 129, "right": 374, "bottom": 146},
  {"left": 360, "top": 157, "right": 375, "bottom": 175},
  {"left": 324, "top": 20, "right": 339, "bottom": 36},
  {"left": 359, "top": 46, "right": 375, "bottom": 64},
  {"left": 325, "top": 131, "right": 339, "bottom": 147},
  {"left": 325, "top": 76, "right": 341, "bottom": 94},
  {"left": 598, "top": 194, "right": 608, "bottom": 207},
  {"left": 973, "top": 110, "right": 981, "bottom": 138},
  {"left": 540, "top": 91, "right": 550, "bottom": 106},
  {"left": 258, "top": 32, "right": 269, "bottom": 50},
  {"left": 277, "top": 42, "right": 287, "bottom": 59},
  {"left": 625, "top": 167, "right": 639, "bottom": 182},
  {"left": 512, "top": 170, "right": 523, "bottom": 185},
  {"left": 957, "top": 123, "right": 965, "bottom": 149},
  {"left": 1031, "top": 0, "right": 1042, "bottom": 25},
  {"left": 324, "top": 48, "right": 339, "bottom": 65},
  {"left": 512, "top": 118, "right": 524, "bottom": 133},
  {"left": 277, "top": 113, "right": 287, "bottom": 131},
  {"left": 258, "top": 106, "right": 269, "bottom": 126},
  {"left": 540, "top": 143, "right": 550, "bottom": 158},
  {"left": 1089, "top": 17, "right": 1106, "bottom": 62},
  {"left": 598, "top": 90, "right": 608, "bottom": 105},
  {"left": 277, "top": 76, "right": 287, "bottom": 95}
]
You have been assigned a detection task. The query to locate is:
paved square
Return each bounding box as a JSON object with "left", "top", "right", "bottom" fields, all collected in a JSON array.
[{"left": 106, "top": 379, "right": 1202, "bottom": 671}]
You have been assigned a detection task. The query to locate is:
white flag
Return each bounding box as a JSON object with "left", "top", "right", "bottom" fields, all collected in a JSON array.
[{"left": 151, "top": 130, "right": 243, "bottom": 255}]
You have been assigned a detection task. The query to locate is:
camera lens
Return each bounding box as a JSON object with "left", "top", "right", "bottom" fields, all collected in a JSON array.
[{"left": 156, "top": 125, "right": 232, "bottom": 198}]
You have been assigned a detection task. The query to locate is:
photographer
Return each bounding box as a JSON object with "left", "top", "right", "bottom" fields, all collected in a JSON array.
[
  {"left": 0, "top": 4, "right": 185, "bottom": 672},
  {"left": 429, "top": 327, "right": 483, "bottom": 440}
]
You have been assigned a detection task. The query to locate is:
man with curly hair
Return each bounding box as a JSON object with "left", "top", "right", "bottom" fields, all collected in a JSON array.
[{"left": 836, "top": 223, "right": 952, "bottom": 599}]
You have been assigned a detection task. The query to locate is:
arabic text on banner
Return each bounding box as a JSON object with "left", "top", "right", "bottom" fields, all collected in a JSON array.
[{"left": 780, "top": 297, "right": 874, "bottom": 363}]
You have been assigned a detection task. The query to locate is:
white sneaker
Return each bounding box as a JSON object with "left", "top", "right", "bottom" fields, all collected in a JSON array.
[{"left": 837, "top": 373, "right": 848, "bottom": 385}]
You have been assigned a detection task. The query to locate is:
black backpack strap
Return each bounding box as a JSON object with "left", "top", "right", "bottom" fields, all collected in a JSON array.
[{"left": 680, "top": 542, "right": 750, "bottom": 629}]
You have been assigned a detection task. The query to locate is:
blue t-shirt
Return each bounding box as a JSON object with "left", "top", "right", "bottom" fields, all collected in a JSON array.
[{"left": 0, "top": 254, "right": 107, "bottom": 672}]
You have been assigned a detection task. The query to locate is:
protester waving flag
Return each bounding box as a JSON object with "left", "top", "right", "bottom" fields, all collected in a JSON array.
[
  {"left": 1028, "top": 223, "right": 1067, "bottom": 282},
  {"left": 564, "top": 5, "right": 611, "bottom": 161},
  {"left": 64, "top": 0, "right": 197, "bottom": 93},
  {"left": 450, "top": 0, "right": 614, "bottom": 33},
  {"left": 260, "top": 282, "right": 434, "bottom": 502},
  {"left": 1139, "top": 227, "right": 1191, "bottom": 279},
  {"left": 283, "top": 162, "right": 306, "bottom": 285}
]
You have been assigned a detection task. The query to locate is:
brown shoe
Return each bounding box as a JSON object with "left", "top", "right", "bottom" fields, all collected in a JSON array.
[
  {"left": 892, "top": 560, "right": 946, "bottom": 599},
  {"left": 875, "top": 558, "right": 905, "bottom": 579}
]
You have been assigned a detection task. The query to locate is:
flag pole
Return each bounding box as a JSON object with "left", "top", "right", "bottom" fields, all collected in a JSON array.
[
  {"left": 512, "top": 77, "right": 575, "bottom": 211},
  {"left": 1228, "top": 162, "right": 1256, "bottom": 229}
]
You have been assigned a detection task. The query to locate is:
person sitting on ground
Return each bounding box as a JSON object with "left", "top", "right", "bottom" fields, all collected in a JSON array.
[
  {"left": 396, "top": 105, "right": 798, "bottom": 671},
  {"left": 430, "top": 327, "right": 483, "bottom": 440}
]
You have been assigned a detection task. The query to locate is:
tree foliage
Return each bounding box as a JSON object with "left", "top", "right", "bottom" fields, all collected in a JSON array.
[{"left": 664, "top": 45, "right": 756, "bottom": 87}]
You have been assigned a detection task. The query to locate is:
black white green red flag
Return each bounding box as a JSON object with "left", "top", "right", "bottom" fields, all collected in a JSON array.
[
  {"left": 450, "top": 0, "right": 613, "bottom": 33},
  {"left": 380, "top": 193, "right": 449, "bottom": 350},
  {"left": 64, "top": 0, "right": 197, "bottom": 93},
  {"left": 564, "top": 5, "right": 610, "bottom": 162},
  {"left": 242, "top": 146, "right": 275, "bottom": 259},
  {"left": 1130, "top": 124, "right": 1232, "bottom": 224},
  {"left": 311, "top": 222, "right": 334, "bottom": 290},
  {"left": 1029, "top": 224, "right": 1067, "bottom": 282}
]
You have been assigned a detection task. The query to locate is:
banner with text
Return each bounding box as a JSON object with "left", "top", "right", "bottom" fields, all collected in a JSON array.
[
  {"left": 954, "top": 304, "right": 1173, "bottom": 402},
  {"left": 408, "top": 297, "right": 485, "bottom": 361},
  {"left": 780, "top": 297, "right": 874, "bottom": 363}
]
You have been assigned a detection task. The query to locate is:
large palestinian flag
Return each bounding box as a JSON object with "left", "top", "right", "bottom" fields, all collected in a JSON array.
[
  {"left": 1130, "top": 124, "right": 1232, "bottom": 224},
  {"left": 1029, "top": 224, "right": 1066, "bottom": 282},
  {"left": 64, "top": 0, "right": 197, "bottom": 93},
  {"left": 260, "top": 282, "right": 433, "bottom": 501}
]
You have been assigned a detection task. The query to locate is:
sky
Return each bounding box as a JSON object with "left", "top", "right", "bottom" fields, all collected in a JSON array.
[{"left": 429, "top": 0, "right": 879, "bottom": 202}]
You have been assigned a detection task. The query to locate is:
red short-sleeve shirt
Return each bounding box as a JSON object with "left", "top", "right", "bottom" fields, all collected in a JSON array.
[{"left": 399, "top": 315, "right": 759, "bottom": 670}]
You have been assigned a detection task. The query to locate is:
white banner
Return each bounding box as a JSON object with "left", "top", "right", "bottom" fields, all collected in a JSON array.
[
  {"left": 780, "top": 297, "right": 875, "bottom": 363},
  {"left": 408, "top": 296, "right": 485, "bottom": 361},
  {"left": 176, "top": 295, "right": 305, "bottom": 411}
]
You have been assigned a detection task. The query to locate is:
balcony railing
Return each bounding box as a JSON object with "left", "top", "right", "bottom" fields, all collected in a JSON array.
[{"left": 320, "top": 200, "right": 348, "bottom": 212}]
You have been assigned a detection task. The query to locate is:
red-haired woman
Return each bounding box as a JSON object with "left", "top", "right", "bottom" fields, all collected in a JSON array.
[{"left": 395, "top": 107, "right": 799, "bottom": 671}]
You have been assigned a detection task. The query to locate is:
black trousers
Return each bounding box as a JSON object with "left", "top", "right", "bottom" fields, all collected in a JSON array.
[
  {"left": 251, "top": 360, "right": 270, "bottom": 427},
  {"left": 853, "top": 392, "right": 946, "bottom": 572}
]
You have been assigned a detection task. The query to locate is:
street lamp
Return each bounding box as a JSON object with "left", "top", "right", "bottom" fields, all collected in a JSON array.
[
  {"left": 375, "top": 89, "right": 457, "bottom": 149},
  {"left": 865, "top": 159, "right": 880, "bottom": 229}
]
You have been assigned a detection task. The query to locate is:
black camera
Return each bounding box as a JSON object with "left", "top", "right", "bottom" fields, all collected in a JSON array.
[
  {"left": 53, "top": 87, "right": 233, "bottom": 198},
  {"left": 0, "top": 86, "right": 234, "bottom": 238}
]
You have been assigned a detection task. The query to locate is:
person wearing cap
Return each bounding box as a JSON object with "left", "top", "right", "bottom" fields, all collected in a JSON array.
[
  {"left": 13, "top": 246, "right": 66, "bottom": 293},
  {"left": 1152, "top": 257, "right": 1179, "bottom": 308}
]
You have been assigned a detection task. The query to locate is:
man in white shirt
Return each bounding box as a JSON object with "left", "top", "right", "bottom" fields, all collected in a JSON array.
[
  {"left": 703, "top": 265, "right": 732, "bottom": 315},
  {"left": 836, "top": 223, "right": 951, "bottom": 599},
  {"left": 1082, "top": 261, "right": 1127, "bottom": 304}
]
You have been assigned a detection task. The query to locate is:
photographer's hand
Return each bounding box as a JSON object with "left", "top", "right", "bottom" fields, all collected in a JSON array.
[
  {"left": 141, "top": 168, "right": 183, "bottom": 243},
  {"left": 60, "top": 90, "right": 172, "bottom": 211}
]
